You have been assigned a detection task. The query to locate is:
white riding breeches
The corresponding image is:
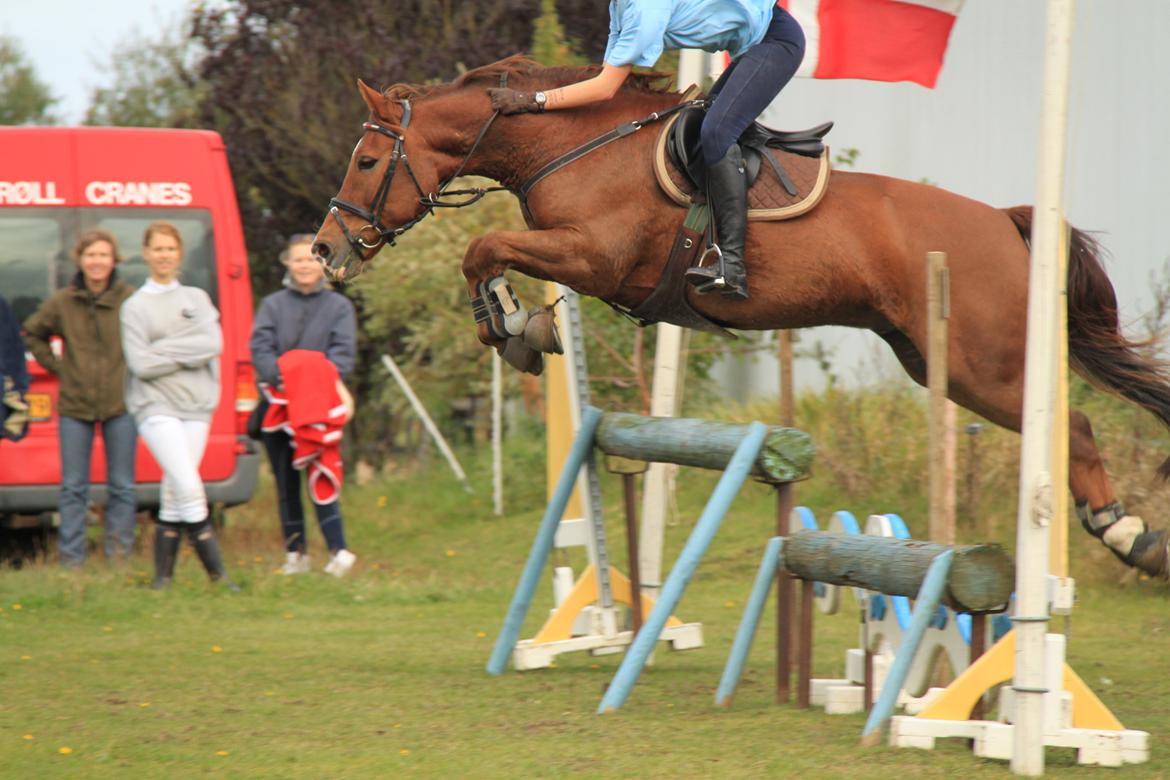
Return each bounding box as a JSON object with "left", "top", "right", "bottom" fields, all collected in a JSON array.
[{"left": 139, "top": 415, "right": 211, "bottom": 523}]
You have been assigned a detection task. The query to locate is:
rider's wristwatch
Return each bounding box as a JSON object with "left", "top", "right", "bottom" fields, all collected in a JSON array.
[{"left": 533, "top": 91, "right": 547, "bottom": 111}]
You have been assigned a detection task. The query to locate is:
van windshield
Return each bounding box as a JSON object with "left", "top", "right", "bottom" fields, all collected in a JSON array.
[{"left": 0, "top": 208, "right": 218, "bottom": 325}]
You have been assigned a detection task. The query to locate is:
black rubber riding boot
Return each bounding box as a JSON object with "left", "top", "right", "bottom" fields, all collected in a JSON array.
[
  {"left": 188, "top": 521, "right": 240, "bottom": 592},
  {"left": 685, "top": 144, "right": 749, "bottom": 300},
  {"left": 151, "top": 522, "right": 182, "bottom": 590}
]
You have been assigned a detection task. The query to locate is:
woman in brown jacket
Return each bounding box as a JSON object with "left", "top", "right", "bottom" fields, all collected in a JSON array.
[{"left": 24, "top": 229, "right": 138, "bottom": 566}]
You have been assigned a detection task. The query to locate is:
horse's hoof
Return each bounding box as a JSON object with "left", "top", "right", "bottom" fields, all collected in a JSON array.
[
  {"left": 499, "top": 337, "right": 544, "bottom": 375},
  {"left": 1127, "top": 527, "right": 1170, "bottom": 579},
  {"left": 522, "top": 305, "right": 563, "bottom": 355}
]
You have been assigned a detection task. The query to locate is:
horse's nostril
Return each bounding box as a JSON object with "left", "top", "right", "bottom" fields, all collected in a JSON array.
[{"left": 313, "top": 242, "right": 332, "bottom": 261}]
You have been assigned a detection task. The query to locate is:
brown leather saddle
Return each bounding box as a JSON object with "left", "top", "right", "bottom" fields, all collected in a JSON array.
[
  {"left": 623, "top": 99, "right": 833, "bottom": 334},
  {"left": 654, "top": 104, "right": 833, "bottom": 219}
]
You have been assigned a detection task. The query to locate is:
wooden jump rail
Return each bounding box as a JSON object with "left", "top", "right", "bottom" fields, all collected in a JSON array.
[
  {"left": 715, "top": 529, "right": 1015, "bottom": 743},
  {"left": 783, "top": 530, "right": 1013, "bottom": 614},
  {"left": 486, "top": 407, "right": 815, "bottom": 716}
]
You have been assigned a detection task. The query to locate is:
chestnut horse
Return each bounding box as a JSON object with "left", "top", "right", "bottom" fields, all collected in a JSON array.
[{"left": 312, "top": 56, "right": 1170, "bottom": 579}]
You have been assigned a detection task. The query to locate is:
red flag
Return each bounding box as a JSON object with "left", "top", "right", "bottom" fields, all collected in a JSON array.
[{"left": 780, "top": 0, "right": 963, "bottom": 88}]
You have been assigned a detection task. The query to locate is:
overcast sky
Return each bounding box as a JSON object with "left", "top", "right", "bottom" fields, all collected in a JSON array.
[{"left": 2, "top": 0, "right": 196, "bottom": 123}]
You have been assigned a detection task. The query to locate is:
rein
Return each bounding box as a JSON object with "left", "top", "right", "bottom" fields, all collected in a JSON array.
[
  {"left": 515, "top": 98, "right": 705, "bottom": 224},
  {"left": 327, "top": 80, "right": 704, "bottom": 261}
]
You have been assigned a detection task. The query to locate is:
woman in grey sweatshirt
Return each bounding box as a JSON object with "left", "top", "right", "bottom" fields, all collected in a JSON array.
[{"left": 121, "top": 221, "right": 236, "bottom": 590}]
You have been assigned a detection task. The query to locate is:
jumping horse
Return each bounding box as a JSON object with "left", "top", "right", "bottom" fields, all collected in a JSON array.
[{"left": 311, "top": 55, "right": 1170, "bottom": 579}]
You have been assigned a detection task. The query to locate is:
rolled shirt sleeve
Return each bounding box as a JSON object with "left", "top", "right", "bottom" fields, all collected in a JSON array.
[{"left": 604, "top": 0, "right": 672, "bottom": 68}]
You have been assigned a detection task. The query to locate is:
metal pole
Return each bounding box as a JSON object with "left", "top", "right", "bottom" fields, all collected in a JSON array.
[
  {"left": 381, "top": 354, "right": 472, "bottom": 492},
  {"left": 492, "top": 351, "right": 503, "bottom": 516},
  {"left": 487, "top": 407, "right": 603, "bottom": 675},
  {"left": 715, "top": 536, "right": 783, "bottom": 707},
  {"left": 860, "top": 550, "right": 955, "bottom": 745}
]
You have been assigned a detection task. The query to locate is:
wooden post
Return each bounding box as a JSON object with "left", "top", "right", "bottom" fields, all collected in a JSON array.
[
  {"left": 622, "top": 473, "right": 643, "bottom": 633},
  {"left": 798, "top": 578, "right": 814, "bottom": 708},
  {"left": 778, "top": 330, "right": 795, "bottom": 428},
  {"left": 776, "top": 483, "right": 795, "bottom": 703},
  {"left": 927, "top": 251, "right": 955, "bottom": 544},
  {"left": 969, "top": 613, "right": 987, "bottom": 721}
]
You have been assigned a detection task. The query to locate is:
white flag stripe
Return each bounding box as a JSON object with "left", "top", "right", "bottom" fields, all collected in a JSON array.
[{"left": 787, "top": 0, "right": 821, "bottom": 77}]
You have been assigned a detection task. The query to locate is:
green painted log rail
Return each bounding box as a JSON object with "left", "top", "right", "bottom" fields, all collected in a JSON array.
[
  {"left": 782, "top": 530, "right": 1015, "bottom": 614},
  {"left": 594, "top": 412, "right": 814, "bottom": 484}
]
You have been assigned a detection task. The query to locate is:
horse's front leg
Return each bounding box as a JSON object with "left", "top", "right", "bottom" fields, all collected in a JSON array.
[{"left": 462, "top": 227, "right": 612, "bottom": 374}]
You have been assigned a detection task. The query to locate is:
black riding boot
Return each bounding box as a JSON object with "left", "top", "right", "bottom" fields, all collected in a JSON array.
[
  {"left": 151, "top": 522, "right": 182, "bottom": 590},
  {"left": 685, "top": 143, "right": 749, "bottom": 300},
  {"left": 188, "top": 521, "right": 240, "bottom": 592}
]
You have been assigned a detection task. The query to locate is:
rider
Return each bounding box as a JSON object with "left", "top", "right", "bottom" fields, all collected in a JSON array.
[{"left": 489, "top": 1, "right": 805, "bottom": 300}]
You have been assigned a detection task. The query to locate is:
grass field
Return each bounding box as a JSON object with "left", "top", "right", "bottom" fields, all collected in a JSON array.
[{"left": 3, "top": 420, "right": 1170, "bottom": 778}]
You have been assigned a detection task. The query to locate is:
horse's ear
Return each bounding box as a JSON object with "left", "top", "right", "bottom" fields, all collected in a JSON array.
[{"left": 356, "top": 79, "right": 390, "bottom": 117}]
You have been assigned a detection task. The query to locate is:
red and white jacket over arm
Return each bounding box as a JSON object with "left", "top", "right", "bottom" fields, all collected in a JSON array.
[{"left": 260, "top": 349, "right": 349, "bottom": 504}]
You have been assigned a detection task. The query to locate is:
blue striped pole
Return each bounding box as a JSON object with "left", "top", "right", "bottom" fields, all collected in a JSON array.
[
  {"left": 860, "top": 549, "right": 954, "bottom": 743},
  {"left": 487, "top": 405, "right": 604, "bottom": 675},
  {"left": 598, "top": 422, "right": 769, "bottom": 713},
  {"left": 715, "top": 536, "right": 784, "bottom": 706}
]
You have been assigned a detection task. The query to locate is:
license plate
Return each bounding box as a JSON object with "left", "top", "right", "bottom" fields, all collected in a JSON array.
[{"left": 26, "top": 393, "right": 51, "bottom": 422}]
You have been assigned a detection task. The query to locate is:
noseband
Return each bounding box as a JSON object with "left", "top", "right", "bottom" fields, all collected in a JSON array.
[{"left": 327, "top": 88, "right": 508, "bottom": 264}]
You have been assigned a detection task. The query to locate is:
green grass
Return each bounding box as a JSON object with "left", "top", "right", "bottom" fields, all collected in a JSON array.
[{"left": 3, "top": 416, "right": 1170, "bottom": 778}]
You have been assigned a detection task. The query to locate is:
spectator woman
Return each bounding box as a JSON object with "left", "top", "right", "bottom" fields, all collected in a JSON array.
[
  {"left": 250, "top": 234, "right": 357, "bottom": 577},
  {"left": 121, "top": 221, "right": 236, "bottom": 590},
  {"left": 23, "top": 230, "right": 137, "bottom": 565}
]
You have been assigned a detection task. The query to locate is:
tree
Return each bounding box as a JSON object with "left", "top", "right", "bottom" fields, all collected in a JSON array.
[
  {"left": 189, "top": 0, "right": 542, "bottom": 466},
  {"left": 0, "top": 35, "right": 57, "bottom": 125},
  {"left": 191, "top": 0, "right": 542, "bottom": 291},
  {"left": 85, "top": 24, "right": 205, "bottom": 128},
  {"left": 554, "top": 0, "right": 611, "bottom": 62}
]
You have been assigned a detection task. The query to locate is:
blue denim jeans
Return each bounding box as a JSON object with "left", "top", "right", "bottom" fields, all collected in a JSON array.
[
  {"left": 701, "top": 4, "right": 807, "bottom": 162},
  {"left": 58, "top": 414, "right": 138, "bottom": 565},
  {"left": 261, "top": 430, "right": 347, "bottom": 554}
]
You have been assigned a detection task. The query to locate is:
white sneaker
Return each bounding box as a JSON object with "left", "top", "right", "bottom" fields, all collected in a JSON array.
[
  {"left": 324, "top": 549, "right": 356, "bottom": 578},
  {"left": 281, "top": 552, "right": 311, "bottom": 575}
]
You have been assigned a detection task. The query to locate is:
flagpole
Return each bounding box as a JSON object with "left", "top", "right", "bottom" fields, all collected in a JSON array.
[{"left": 1012, "top": 0, "right": 1074, "bottom": 775}]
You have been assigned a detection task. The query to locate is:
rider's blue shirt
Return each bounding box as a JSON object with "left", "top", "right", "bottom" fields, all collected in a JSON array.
[{"left": 604, "top": 0, "right": 777, "bottom": 68}]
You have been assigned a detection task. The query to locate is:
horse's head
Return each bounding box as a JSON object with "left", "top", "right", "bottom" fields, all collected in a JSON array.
[{"left": 313, "top": 80, "right": 447, "bottom": 281}]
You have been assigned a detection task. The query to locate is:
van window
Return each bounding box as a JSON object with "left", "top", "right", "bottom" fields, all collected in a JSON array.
[
  {"left": 0, "top": 208, "right": 218, "bottom": 321},
  {"left": 0, "top": 209, "right": 69, "bottom": 324}
]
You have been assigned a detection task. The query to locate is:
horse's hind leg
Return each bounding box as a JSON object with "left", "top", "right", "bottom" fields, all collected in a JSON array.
[
  {"left": 882, "top": 328, "right": 1170, "bottom": 578},
  {"left": 1069, "top": 411, "right": 1170, "bottom": 578}
]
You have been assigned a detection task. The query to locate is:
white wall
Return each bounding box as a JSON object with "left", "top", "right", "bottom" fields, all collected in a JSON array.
[{"left": 713, "top": 0, "right": 1170, "bottom": 400}]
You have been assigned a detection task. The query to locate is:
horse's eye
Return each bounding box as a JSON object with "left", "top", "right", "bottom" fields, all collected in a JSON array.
[{"left": 358, "top": 156, "right": 378, "bottom": 171}]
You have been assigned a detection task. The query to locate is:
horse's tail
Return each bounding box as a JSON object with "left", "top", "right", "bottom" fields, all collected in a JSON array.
[{"left": 1005, "top": 205, "right": 1170, "bottom": 478}]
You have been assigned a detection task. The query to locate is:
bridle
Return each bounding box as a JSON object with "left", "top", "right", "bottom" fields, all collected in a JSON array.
[{"left": 326, "top": 86, "right": 508, "bottom": 268}]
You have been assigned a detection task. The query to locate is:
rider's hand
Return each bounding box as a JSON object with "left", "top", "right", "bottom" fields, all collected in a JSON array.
[{"left": 488, "top": 88, "right": 543, "bottom": 115}]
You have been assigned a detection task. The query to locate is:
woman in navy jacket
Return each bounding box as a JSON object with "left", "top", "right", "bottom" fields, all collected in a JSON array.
[{"left": 250, "top": 234, "right": 357, "bottom": 577}]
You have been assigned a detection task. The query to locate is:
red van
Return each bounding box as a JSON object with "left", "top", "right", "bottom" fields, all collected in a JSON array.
[{"left": 0, "top": 127, "right": 259, "bottom": 519}]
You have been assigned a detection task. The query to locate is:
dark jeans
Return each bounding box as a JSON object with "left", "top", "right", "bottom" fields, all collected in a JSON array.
[
  {"left": 58, "top": 414, "right": 138, "bottom": 565},
  {"left": 701, "top": 5, "right": 806, "bottom": 162},
  {"left": 261, "top": 430, "right": 347, "bottom": 554}
]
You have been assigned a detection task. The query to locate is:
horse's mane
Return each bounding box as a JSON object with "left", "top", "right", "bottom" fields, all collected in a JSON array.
[{"left": 381, "top": 54, "right": 677, "bottom": 101}]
